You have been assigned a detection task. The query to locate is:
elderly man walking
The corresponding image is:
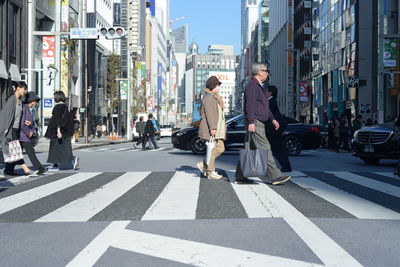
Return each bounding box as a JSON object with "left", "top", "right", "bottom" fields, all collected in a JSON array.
[{"left": 234, "top": 63, "right": 291, "bottom": 185}]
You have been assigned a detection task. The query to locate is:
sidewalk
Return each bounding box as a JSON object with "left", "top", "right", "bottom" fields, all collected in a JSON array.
[{"left": 35, "top": 136, "right": 131, "bottom": 153}]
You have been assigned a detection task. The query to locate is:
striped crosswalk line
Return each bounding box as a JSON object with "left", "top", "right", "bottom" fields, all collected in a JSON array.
[
  {"left": 0, "top": 170, "right": 398, "bottom": 223},
  {"left": 141, "top": 171, "right": 200, "bottom": 220},
  {"left": 36, "top": 172, "right": 150, "bottom": 222},
  {"left": 0, "top": 172, "right": 100, "bottom": 215},
  {"left": 292, "top": 173, "right": 400, "bottom": 219}
]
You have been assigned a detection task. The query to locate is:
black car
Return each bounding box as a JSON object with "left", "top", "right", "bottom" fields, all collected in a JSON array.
[
  {"left": 171, "top": 114, "right": 322, "bottom": 156},
  {"left": 352, "top": 124, "right": 400, "bottom": 165}
]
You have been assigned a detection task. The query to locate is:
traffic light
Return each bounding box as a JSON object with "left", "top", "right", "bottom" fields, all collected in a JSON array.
[{"left": 99, "top": 27, "right": 126, "bottom": 39}]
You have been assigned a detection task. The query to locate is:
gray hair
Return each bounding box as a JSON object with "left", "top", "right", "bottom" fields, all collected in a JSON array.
[{"left": 251, "top": 63, "right": 267, "bottom": 77}]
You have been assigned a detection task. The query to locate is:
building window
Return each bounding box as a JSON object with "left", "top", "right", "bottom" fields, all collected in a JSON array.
[
  {"left": 0, "top": 1, "right": 3, "bottom": 53},
  {"left": 8, "top": 3, "right": 19, "bottom": 60}
]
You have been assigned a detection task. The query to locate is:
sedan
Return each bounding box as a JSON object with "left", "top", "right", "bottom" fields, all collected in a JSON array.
[
  {"left": 160, "top": 125, "right": 173, "bottom": 138},
  {"left": 171, "top": 115, "right": 322, "bottom": 156}
]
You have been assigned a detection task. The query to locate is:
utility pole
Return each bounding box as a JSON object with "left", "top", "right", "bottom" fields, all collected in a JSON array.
[
  {"left": 55, "top": 0, "right": 62, "bottom": 91},
  {"left": 83, "top": 0, "right": 89, "bottom": 143}
]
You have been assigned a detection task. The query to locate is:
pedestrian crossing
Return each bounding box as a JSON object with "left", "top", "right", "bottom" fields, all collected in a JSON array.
[
  {"left": 79, "top": 147, "right": 172, "bottom": 152},
  {"left": 0, "top": 170, "right": 399, "bottom": 222}
]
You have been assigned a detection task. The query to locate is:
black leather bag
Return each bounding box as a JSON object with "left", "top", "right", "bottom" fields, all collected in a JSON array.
[{"left": 30, "top": 132, "right": 39, "bottom": 146}]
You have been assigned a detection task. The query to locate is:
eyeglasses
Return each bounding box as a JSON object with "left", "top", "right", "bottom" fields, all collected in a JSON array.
[{"left": 261, "top": 69, "right": 269, "bottom": 73}]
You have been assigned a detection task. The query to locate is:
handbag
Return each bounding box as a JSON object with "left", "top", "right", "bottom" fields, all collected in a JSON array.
[
  {"left": 239, "top": 133, "right": 268, "bottom": 177},
  {"left": 2, "top": 140, "right": 24, "bottom": 163},
  {"left": 205, "top": 136, "right": 215, "bottom": 165}
]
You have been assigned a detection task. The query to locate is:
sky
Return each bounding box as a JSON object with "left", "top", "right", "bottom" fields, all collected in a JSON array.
[{"left": 170, "top": 0, "right": 241, "bottom": 55}]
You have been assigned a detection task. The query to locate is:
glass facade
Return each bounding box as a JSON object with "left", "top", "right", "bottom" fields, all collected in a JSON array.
[{"left": 312, "top": 0, "right": 358, "bottom": 122}]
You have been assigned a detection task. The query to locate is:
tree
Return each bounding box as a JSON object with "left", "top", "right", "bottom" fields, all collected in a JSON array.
[{"left": 105, "top": 54, "right": 122, "bottom": 134}]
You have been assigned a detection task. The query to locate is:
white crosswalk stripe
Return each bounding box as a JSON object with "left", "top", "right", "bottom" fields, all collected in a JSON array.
[{"left": 0, "top": 170, "right": 398, "bottom": 223}]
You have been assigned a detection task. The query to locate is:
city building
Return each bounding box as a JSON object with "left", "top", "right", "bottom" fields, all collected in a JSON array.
[
  {"left": 186, "top": 43, "right": 238, "bottom": 121},
  {"left": 311, "top": 0, "right": 378, "bottom": 124}
]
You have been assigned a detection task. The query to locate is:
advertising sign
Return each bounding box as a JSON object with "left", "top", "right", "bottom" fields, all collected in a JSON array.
[
  {"left": 384, "top": 38, "right": 397, "bottom": 67},
  {"left": 42, "top": 36, "right": 55, "bottom": 64},
  {"left": 208, "top": 72, "right": 236, "bottom": 84},
  {"left": 300, "top": 81, "right": 309, "bottom": 102},
  {"left": 157, "top": 63, "right": 162, "bottom": 104},
  {"left": 120, "top": 80, "right": 128, "bottom": 100},
  {"left": 113, "top": 2, "right": 121, "bottom": 25},
  {"left": 147, "top": 96, "right": 154, "bottom": 110}
]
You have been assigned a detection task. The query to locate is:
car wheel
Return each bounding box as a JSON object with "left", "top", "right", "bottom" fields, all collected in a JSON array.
[
  {"left": 284, "top": 135, "right": 303, "bottom": 156},
  {"left": 191, "top": 136, "right": 206, "bottom": 155},
  {"left": 361, "top": 157, "right": 380, "bottom": 165}
]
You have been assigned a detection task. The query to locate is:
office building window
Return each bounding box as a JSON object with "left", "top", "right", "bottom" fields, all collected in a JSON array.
[
  {"left": 8, "top": 3, "right": 19, "bottom": 59},
  {"left": 0, "top": 1, "right": 3, "bottom": 53}
]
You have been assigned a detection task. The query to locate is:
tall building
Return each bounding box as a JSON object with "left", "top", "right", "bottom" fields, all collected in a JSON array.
[
  {"left": 186, "top": 43, "right": 238, "bottom": 121},
  {"left": 172, "top": 25, "right": 188, "bottom": 54},
  {"left": 311, "top": 0, "right": 378, "bottom": 124}
]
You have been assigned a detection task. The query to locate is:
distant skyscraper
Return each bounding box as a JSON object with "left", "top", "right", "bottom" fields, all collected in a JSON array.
[{"left": 172, "top": 25, "right": 188, "bottom": 54}]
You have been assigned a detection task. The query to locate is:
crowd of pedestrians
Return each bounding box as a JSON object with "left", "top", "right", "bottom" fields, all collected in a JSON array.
[{"left": 0, "top": 84, "right": 79, "bottom": 177}]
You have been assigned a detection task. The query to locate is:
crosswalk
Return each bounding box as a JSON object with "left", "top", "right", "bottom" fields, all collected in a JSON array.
[
  {"left": 79, "top": 147, "right": 172, "bottom": 152},
  {"left": 0, "top": 170, "right": 399, "bottom": 223}
]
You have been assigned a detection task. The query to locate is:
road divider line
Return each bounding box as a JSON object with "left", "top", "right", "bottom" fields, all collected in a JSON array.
[
  {"left": 141, "top": 171, "right": 200, "bottom": 220},
  {"left": 292, "top": 175, "right": 400, "bottom": 219},
  {"left": 0, "top": 172, "right": 100, "bottom": 215},
  {"left": 374, "top": 172, "right": 399, "bottom": 179},
  {"left": 35, "top": 172, "right": 150, "bottom": 222},
  {"left": 327, "top": 171, "right": 400, "bottom": 198}
]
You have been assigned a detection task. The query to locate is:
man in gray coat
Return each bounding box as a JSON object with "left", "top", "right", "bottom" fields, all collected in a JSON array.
[{"left": 234, "top": 63, "right": 291, "bottom": 185}]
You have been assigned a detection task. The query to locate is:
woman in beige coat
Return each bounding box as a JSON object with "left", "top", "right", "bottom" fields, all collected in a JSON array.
[{"left": 197, "top": 76, "right": 226, "bottom": 179}]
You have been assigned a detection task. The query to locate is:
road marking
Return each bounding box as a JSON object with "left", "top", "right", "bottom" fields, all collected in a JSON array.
[
  {"left": 292, "top": 175, "right": 400, "bottom": 219},
  {"left": 374, "top": 172, "right": 399, "bottom": 179},
  {"left": 251, "top": 177, "right": 362, "bottom": 266},
  {"left": 327, "top": 171, "right": 400, "bottom": 198},
  {"left": 147, "top": 147, "right": 167, "bottom": 152},
  {"left": 0, "top": 172, "right": 100, "bottom": 215},
  {"left": 141, "top": 171, "right": 200, "bottom": 220},
  {"left": 225, "top": 171, "right": 275, "bottom": 218},
  {"left": 0, "top": 174, "right": 44, "bottom": 189},
  {"left": 36, "top": 172, "right": 150, "bottom": 222},
  {"left": 67, "top": 221, "right": 323, "bottom": 267}
]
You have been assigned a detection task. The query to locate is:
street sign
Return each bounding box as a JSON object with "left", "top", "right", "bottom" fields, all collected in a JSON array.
[
  {"left": 80, "top": 108, "right": 86, "bottom": 113},
  {"left": 70, "top": 28, "right": 98, "bottom": 40},
  {"left": 43, "top": 98, "right": 53, "bottom": 108}
]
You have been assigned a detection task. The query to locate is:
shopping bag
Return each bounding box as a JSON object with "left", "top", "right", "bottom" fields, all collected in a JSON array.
[
  {"left": 205, "top": 136, "right": 215, "bottom": 165},
  {"left": 239, "top": 133, "right": 268, "bottom": 177},
  {"left": 3, "top": 140, "right": 24, "bottom": 163}
]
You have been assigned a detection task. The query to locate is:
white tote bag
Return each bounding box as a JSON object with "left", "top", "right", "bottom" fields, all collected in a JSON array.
[
  {"left": 3, "top": 140, "right": 24, "bottom": 163},
  {"left": 205, "top": 136, "right": 215, "bottom": 165}
]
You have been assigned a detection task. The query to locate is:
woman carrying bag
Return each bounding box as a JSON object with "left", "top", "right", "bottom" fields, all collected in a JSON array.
[
  {"left": 197, "top": 76, "right": 226, "bottom": 180},
  {"left": 45, "top": 91, "right": 79, "bottom": 170},
  {"left": 0, "top": 82, "right": 31, "bottom": 176},
  {"left": 19, "top": 92, "right": 47, "bottom": 176}
]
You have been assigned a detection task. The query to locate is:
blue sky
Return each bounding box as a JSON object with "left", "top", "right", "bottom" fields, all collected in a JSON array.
[{"left": 170, "top": 0, "right": 241, "bottom": 55}]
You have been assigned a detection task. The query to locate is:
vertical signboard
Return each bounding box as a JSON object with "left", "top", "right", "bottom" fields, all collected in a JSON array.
[
  {"left": 120, "top": 80, "right": 128, "bottom": 100},
  {"left": 157, "top": 63, "right": 162, "bottom": 104},
  {"left": 384, "top": 38, "right": 397, "bottom": 67},
  {"left": 60, "top": 0, "right": 69, "bottom": 96},
  {"left": 113, "top": 1, "right": 121, "bottom": 26},
  {"left": 300, "top": 81, "right": 309, "bottom": 102}
]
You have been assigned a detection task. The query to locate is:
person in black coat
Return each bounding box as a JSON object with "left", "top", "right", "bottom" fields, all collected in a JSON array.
[
  {"left": 142, "top": 114, "right": 159, "bottom": 150},
  {"left": 265, "top": 85, "right": 292, "bottom": 172},
  {"left": 45, "top": 91, "right": 79, "bottom": 170}
]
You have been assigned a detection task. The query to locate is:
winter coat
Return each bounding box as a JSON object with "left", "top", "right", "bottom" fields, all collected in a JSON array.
[
  {"left": 136, "top": 121, "right": 146, "bottom": 135},
  {"left": 20, "top": 104, "right": 36, "bottom": 143},
  {"left": 144, "top": 120, "right": 156, "bottom": 136},
  {"left": 199, "top": 92, "right": 226, "bottom": 141},
  {"left": 0, "top": 95, "right": 17, "bottom": 154},
  {"left": 45, "top": 103, "right": 73, "bottom": 138},
  {"left": 266, "top": 97, "right": 287, "bottom": 137}
]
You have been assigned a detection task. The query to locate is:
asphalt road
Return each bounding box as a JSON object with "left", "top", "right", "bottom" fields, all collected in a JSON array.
[{"left": 0, "top": 137, "right": 399, "bottom": 266}]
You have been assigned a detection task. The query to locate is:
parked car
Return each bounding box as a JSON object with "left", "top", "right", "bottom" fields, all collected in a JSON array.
[
  {"left": 160, "top": 125, "right": 173, "bottom": 138},
  {"left": 171, "top": 114, "right": 322, "bottom": 155},
  {"left": 352, "top": 123, "right": 400, "bottom": 165}
]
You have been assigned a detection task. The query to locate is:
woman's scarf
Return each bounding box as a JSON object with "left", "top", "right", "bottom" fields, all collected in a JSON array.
[{"left": 203, "top": 88, "right": 224, "bottom": 110}]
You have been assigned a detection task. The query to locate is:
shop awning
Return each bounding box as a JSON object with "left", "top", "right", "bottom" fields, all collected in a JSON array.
[
  {"left": 0, "top": 60, "right": 8, "bottom": 79},
  {"left": 9, "top": 64, "right": 21, "bottom": 82}
]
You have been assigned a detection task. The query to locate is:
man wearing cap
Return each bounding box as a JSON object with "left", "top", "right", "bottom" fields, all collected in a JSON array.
[
  {"left": 19, "top": 92, "right": 47, "bottom": 176},
  {"left": 234, "top": 63, "right": 291, "bottom": 185},
  {"left": 197, "top": 76, "right": 227, "bottom": 179}
]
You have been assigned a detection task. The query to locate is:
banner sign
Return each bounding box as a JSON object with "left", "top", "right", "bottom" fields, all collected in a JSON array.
[
  {"left": 300, "top": 81, "right": 309, "bottom": 102},
  {"left": 120, "top": 80, "right": 128, "bottom": 100},
  {"left": 384, "top": 38, "right": 397, "bottom": 67}
]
